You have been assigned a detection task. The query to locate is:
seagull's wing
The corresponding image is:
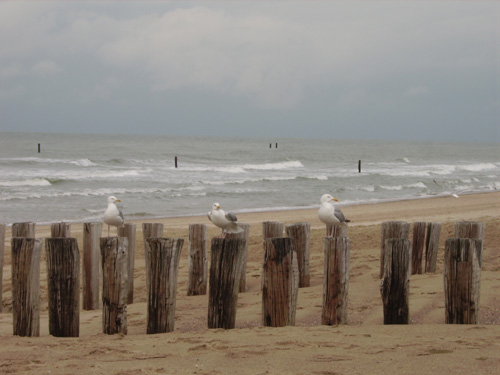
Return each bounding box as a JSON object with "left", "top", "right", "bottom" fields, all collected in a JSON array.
[
  {"left": 334, "top": 207, "right": 349, "bottom": 223},
  {"left": 119, "top": 210, "right": 124, "bottom": 221},
  {"left": 226, "top": 211, "right": 238, "bottom": 222}
]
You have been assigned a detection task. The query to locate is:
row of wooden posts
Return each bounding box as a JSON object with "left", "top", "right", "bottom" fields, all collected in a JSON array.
[{"left": 0, "top": 220, "right": 484, "bottom": 337}]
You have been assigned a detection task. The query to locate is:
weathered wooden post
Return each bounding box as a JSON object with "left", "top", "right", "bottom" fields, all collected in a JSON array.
[
  {"left": 119, "top": 223, "right": 136, "bottom": 304},
  {"left": 380, "top": 221, "right": 410, "bottom": 278},
  {"left": 411, "top": 222, "right": 426, "bottom": 275},
  {"left": 444, "top": 238, "right": 482, "bottom": 324},
  {"left": 326, "top": 223, "right": 348, "bottom": 239},
  {"left": 82, "top": 222, "right": 102, "bottom": 310},
  {"left": 11, "top": 237, "right": 42, "bottom": 336},
  {"left": 286, "top": 222, "right": 311, "bottom": 288},
  {"left": 50, "top": 222, "right": 71, "bottom": 238},
  {"left": 45, "top": 238, "right": 80, "bottom": 337},
  {"left": 12, "top": 222, "right": 36, "bottom": 238},
  {"left": 425, "top": 222, "right": 441, "bottom": 273},
  {"left": 226, "top": 223, "right": 250, "bottom": 292},
  {"left": 208, "top": 238, "right": 246, "bottom": 329},
  {"left": 262, "top": 221, "right": 283, "bottom": 239},
  {"left": 142, "top": 223, "right": 164, "bottom": 291},
  {"left": 100, "top": 237, "right": 128, "bottom": 335},
  {"left": 145, "top": 238, "right": 184, "bottom": 334},
  {"left": 0, "top": 224, "right": 5, "bottom": 313},
  {"left": 322, "top": 236, "right": 350, "bottom": 325},
  {"left": 262, "top": 237, "right": 299, "bottom": 327},
  {"left": 188, "top": 224, "right": 208, "bottom": 296},
  {"left": 454, "top": 221, "right": 484, "bottom": 266},
  {"left": 380, "top": 238, "right": 412, "bottom": 324}
]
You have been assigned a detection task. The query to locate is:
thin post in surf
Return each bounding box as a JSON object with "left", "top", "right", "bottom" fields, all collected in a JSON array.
[
  {"left": 12, "top": 222, "right": 36, "bottom": 238},
  {"left": 322, "top": 236, "right": 350, "bottom": 325},
  {"left": 45, "top": 238, "right": 80, "bottom": 337},
  {"left": 208, "top": 238, "right": 246, "bottom": 329},
  {"left": 358, "top": 160, "right": 361, "bottom": 173},
  {"left": 187, "top": 224, "right": 208, "bottom": 296},
  {"left": 145, "top": 238, "right": 184, "bottom": 334},
  {"left": 100, "top": 237, "right": 129, "bottom": 335},
  {"left": 175, "top": 156, "right": 178, "bottom": 168},
  {"left": 0, "top": 224, "right": 5, "bottom": 313},
  {"left": 380, "top": 221, "right": 410, "bottom": 278},
  {"left": 424, "top": 222, "right": 441, "bottom": 273},
  {"left": 380, "top": 238, "right": 412, "bottom": 324},
  {"left": 411, "top": 222, "right": 426, "bottom": 275},
  {"left": 119, "top": 223, "right": 137, "bottom": 304},
  {"left": 262, "top": 237, "right": 299, "bottom": 327},
  {"left": 82, "top": 222, "right": 102, "bottom": 310},
  {"left": 11, "top": 237, "right": 42, "bottom": 337},
  {"left": 286, "top": 222, "right": 311, "bottom": 288},
  {"left": 50, "top": 222, "right": 71, "bottom": 238},
  {"left": 444, "top": 238, "right": 482, "bottom": 324},
  {"left": 225, "top": 223, "right": 250, "bottom": 293}
]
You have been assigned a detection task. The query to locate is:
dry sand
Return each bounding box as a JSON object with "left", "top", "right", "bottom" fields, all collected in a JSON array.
[{"left": 1, "top": 192, "right": 499, "bottom": 374}]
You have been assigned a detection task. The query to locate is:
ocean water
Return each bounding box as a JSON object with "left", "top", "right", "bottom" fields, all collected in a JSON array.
[{"left": 0, "top": 132, "right": 499, "bottom": 224}]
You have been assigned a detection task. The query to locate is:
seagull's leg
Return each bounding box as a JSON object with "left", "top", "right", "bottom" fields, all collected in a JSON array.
[{"left": 107, "top": 225, "right": 110, "bottom": 238}]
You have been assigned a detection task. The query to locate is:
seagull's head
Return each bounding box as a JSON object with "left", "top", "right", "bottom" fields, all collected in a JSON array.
[
  {"left": 108, "top": 196, "right": 121, "bottom": 204},
  {"left": 320, "top": 194, "right": 338, "bottom": 204},
  {"left": 212, "top": 202, "right": 221, "bottom": 210}
]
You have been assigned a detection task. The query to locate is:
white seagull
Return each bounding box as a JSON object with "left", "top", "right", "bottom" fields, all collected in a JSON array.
[
  {"left": 207, "top": 202, "right": 243, "bottom": 237},
  {"left": 318, "top": 194, "right": 350, "bottom": 237},
  {"left": 103, "top": 196, "right": 124, "bottom": 237}
]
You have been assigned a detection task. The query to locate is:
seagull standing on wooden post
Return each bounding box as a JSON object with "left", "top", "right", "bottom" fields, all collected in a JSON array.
[
  {"left": 207, "top": 202, "right": 243, "bottom": 238},
  {"left": 318, "top": 194, "right": 350, "bottom": 238},
  {"left": 103, "top": 196, "right": 124, "bottom": 237}
]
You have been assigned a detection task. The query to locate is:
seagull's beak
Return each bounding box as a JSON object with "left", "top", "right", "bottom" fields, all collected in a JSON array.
[
  {"left": 216, "top": 204, "right": 221, "bottom": 209},
  {"left": 332, "top": 198, "right": 338, "bottom": 202},
  {"left": 116, "top": 199, "right": 121, "bottom": 202}
]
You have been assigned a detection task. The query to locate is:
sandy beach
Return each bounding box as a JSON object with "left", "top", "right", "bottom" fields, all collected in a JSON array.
[{"left": 1, "top": 192, "right": 499, "bottom": 374}]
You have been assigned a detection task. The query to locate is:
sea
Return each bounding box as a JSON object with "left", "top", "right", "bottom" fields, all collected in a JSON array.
[{"left": 0, "top": 132, "right": 499, "bottom": 225}]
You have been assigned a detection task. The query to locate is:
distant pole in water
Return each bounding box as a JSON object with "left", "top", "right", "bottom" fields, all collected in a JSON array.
[
  {"left": 175, "top": 156, "right": 178, "bottom": 168},
  {"left": 270, "top": 143, "right": 272, "bottom": 149},
  {"left": 276, "top": 142, "right": 278, "bottom": 148},
  {"left": 358, "top": 160, "right": 361, "bottom": 173},
  {"left": 38, "top": 143, "right": 41, "bottom": 153}
]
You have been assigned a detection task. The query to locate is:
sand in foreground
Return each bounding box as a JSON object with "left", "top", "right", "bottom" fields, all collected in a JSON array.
[{"left": 1, "top": 192, "right": 499, "bottom": 374}]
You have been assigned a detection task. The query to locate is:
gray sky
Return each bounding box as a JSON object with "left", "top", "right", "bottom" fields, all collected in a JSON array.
[{"left": 0, "top": 1, "right": 499, "bottom": 142}]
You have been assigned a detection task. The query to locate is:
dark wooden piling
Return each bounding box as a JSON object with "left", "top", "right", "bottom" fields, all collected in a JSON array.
[
  {"left": 188, "top": 224, "right": 208, "bottom": 296},
  {"left": 424, "top": 222, "right": 442, "bottom": 273},
  {"left": 322, "top": 237, "right": 350, "bottom": 325},
  {"left": 175, "top": 156, "right": 178, "bottom": 168},
  {"left": 145, "top": 238, "right": 184, "bottom": 334},
  {"left": 45, "top": 238, "right": 80, "bottom": 337},
  {"left": 142, "top": 223, "right": 164, "bottom": 290},
  {"left": 226, "top": 223, "right": 250, "bottom": 293},
  {"left": 358, "top": 160, "right": 361, "bottom": 173},
  {"left": 82, "top": 222, "right": 102, "bottom": 310},
  {"left": 326, "top": 223, "right": 348, "bottom": 238},
  {"left": 100, "top": 237, "right": 128, "bottom": 335},
  {"left": 0, "top": 224, "right": 5, "bottom": 313},
  {"left": 50, "top": 222, "right": 71, "bottom": 238},
  {"left": 380, "top": 238, "right": 412, "bottom": 324},
  {"left": 262, "top": 237, "right": 299, "bottom": 327},
  {"left": 262, "top": 221, "right": 283, "bottom": 239},
  {"left": 444, "top": 238, "right": 482, "bottom": 324},
  {"left": 38, "top": 143, "right": 41, "bottom": 153},
  {"left": 11, "top": 237, "right": 42, "bottom": 336},
  {"left": 286, "top": 223, "right": 311, "bottom": 288},
  {"left": 119, "top": 223, "right": 136, "bottom": 304},
  {"left": 454, "top": 221, "right": 485, "bottom": 266},
  {"left": 411, "top": 222, "right": 426, "bottom": 275},
  {"left": 208, "top": 238, "right": 246, "bottom": 329},
  {"left": 380, "top": 221, "right": 410, "bottom": 278},
  {"left": 12, "top": 222, "right": 36, "bottom": 238}
]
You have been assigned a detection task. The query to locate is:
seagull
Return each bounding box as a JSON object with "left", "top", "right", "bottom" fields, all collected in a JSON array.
[
  {"left": 318, "top": 194, "right": 350, "bottom": 237},
  {"left": 207, "top": 202, "right": 243, "bottom": 237},
  {"left": 103, "top": 196, "right": 124, "bottom": 237}
]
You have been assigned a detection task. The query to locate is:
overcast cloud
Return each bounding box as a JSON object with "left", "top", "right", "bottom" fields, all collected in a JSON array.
[{"left": 0, "top": 1, "right": 498, "bottom": 142}]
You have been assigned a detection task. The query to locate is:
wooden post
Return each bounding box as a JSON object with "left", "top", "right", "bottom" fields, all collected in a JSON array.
[
  {"left": 286, "top": 222, "right": 311, "bottom": 288},
  {"left": 119, "top": 223, "right": 136, "bottom": 304},
  {"left": 143, "top": 223, "right": 164, "bottom": 292},
  {"left": 187, "top": 224, "right": 208, "bottom": 296},
  {"left": 175, "top": 156, "right": 178, "bottom": 168},
  {"left": 145, "top": 238, "right": 184, "bottom": 334},
  {"left": 50, "top": 222, "right": 71, "bottom": 238},
  {"left": 208, "top": 238, "right": 246, "bottom": 329},
  {"left": 11, "top": 237, "right": 42, "bottom": 337},
  {"left": 444, "top": 238, "right": 482, "bottom": 324},
  {"left": 322, "top": 237, "right": 350, "bottom": 325},
  {"left": 38, "top": 143, "right": 41, "bottom": 153},
  {"left": 411, "top": 222, "right": 426, "bottom": 275},
  {"left": 0, "top": 224, "right": 5, "bottom": 313},
  {"left": 12, "top": 222, "right": 36, "bottom": 238},
  {"left": 262, "top": 237, "right": 299, "bottom": 327},
  {"left": 100, "top": 237, "right": 128, "bottom": 335},
  {"left": 358, "top": 160, "right": 361, "bottom": 173},
  {"left": 454, "top": 221, "right": 485, "bottom": 266},
  {"left": 45, "top": 238, "right": 80, "bottom": 337},
  {"left": 380, "top": 221, "right": 410, "bottom": 278},
  {"left": 424, "top": 222, "right": 441, "bottom": 273},
  {"left": 380, "top": 238, "right": 412, "bottom": 324},
  {"left": 326, "top": 223, "right": 348, "bottom": 238},
  {"left": 262, "top": 221, "right": 283, "bottom": 239},
  {"left": 82, "top": 222, "right": 102, "bottom": 310},
  {"left": 226, "top": 223, "right": 250, "bottom": 293}
]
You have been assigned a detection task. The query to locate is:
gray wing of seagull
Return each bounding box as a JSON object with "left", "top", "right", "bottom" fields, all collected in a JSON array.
[
  {"left": 226, "top": 211, "right": 238, "bottom": 222},
  {"left": 334, "top": 207, "right": 348, "bottom": 223}
]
